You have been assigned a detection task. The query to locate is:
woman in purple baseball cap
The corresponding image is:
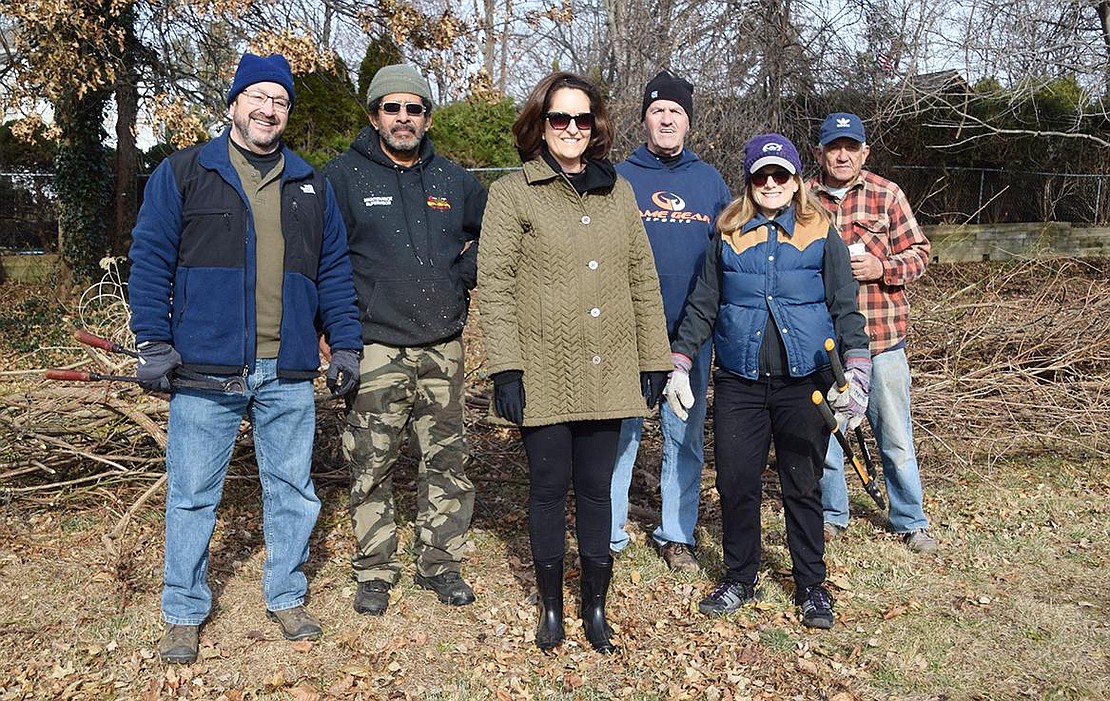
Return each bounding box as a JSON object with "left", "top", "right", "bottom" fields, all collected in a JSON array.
[{"left": 662, "top": 133, "right": 870, "bottom": 629}]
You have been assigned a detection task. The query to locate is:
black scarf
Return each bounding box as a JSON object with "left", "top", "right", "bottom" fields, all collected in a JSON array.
[{"left": 541, "top": 149, "right": 617, "bottom": 195}]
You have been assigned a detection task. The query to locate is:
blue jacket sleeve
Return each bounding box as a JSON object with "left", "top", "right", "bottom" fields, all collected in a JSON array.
[
  {"left": 315, "top": 178, "right": 364, "bottom": 353},
  {"left": 127, "top": 159, "right": 184, "bottom": 345}
]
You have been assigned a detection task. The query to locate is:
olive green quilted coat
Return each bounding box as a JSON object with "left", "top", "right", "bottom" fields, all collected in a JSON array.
[{"left": 477, "top": 158, "right": 672, "bottom": 426}]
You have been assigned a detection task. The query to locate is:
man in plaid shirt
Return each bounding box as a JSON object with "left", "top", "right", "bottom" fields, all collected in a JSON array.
[{"left": 808, "top": 112, "right": 937, "bottom": 554}]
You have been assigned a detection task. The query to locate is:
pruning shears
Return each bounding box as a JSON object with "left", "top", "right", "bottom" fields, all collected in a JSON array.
[
  {"left": 46, "top": 330, "right": 246, "bottom": 393},
  {"left": 815, "top": 337, "right": 886, "bottom": 510}
]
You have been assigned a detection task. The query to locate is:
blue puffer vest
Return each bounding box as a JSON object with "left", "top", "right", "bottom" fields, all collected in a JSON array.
[{"left": 713, "top": 210, "right": 835, "bottom": 379}]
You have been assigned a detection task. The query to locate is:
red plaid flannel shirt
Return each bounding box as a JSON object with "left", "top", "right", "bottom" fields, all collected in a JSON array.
[{"left": 808, "top": 170, "right": 930, "bottom": 354}]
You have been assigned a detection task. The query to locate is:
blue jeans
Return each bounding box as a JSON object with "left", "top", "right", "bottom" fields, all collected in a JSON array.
[
  {"left": 821, "top": 348, "right": 929, "bottom": 533},
  {"left": 610, "top": 343, "right": 710, "bottom": 551},
  {"left": 162, "top": 358, "right": 321, "bottom": 625}
]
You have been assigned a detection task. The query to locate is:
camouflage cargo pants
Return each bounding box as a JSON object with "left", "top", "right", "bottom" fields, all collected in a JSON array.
[{"left": 342, "top": 339, "right": 474, "bottom": 584}]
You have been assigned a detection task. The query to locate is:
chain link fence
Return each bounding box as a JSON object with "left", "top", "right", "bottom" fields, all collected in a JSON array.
[
  {"left": 1, "top": 172, "right": 57, "bottom": 252},
  {"left": 2, "top": 165, "right": 1107, "bottom": 252},
  {"left": 867, "top": 166, "right": 1109, "bottom": 226}
]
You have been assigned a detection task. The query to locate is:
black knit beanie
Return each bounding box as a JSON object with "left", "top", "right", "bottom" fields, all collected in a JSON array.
[{"left": 640, "top": 70, "right": 694, "bottom": 124}]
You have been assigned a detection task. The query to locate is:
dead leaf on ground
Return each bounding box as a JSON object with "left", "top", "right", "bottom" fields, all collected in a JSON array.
[{"left": 288, "top": 684, "right": 321, "bottom": 701}]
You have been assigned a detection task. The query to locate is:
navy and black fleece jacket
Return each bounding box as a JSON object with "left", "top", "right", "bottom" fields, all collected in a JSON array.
[
  {"left": 127, "top": 129, "right": 362, "bottom": 379},
  {"left": 323, "top": 127, "right": 487, "bottom": 347}
]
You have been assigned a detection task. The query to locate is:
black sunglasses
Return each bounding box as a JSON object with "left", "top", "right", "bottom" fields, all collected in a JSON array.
[
  {"left": 750, "top": 170, "right": 793, "bottom": 187},
  {"left": 380, "top": 101, "right": 427, "bottom": 116},
  {"left": 544, "top": 111, "right": 595, "bottom": 131}
]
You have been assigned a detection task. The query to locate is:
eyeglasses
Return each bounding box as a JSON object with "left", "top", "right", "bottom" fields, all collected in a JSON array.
[
  {"left": 242, "top": 90, "right": 291, "bottom": 112},
  {"left": 544, "top": 111, "right": 595, "bottom": 131},
  {"left": 750, "top": 170, "right": 793, "bottom": 187},
  {"left": 380, "top": 101, "right": 427, "bottom": 116}
]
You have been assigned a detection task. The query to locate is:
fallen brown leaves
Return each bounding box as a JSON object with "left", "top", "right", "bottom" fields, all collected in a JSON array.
[{"left": 2, "top": 259, "right": 1109, "bottom": 699}]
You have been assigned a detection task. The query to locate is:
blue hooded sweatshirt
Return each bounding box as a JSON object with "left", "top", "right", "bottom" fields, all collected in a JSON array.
[{"left": 616, "top": 145, "right": 732, "bottom": 339}]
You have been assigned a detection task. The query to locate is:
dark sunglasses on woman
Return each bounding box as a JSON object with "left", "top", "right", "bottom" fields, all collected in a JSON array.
[
  {"left": 544, "top": 111, "right": 595, "bottom": 131},
  {"left": 750, "top": 170, "right": 792, "bottom": 187}
]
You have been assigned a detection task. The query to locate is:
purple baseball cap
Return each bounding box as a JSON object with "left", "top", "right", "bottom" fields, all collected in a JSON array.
[{"left": 743, "top": 133, "right": 802, "bottom": 177}]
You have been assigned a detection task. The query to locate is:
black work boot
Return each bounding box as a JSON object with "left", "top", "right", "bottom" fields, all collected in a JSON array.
[
  {"left": 534, "top": 561, "right": 565, "bottom": 651},
  {"left": 579, "top": 557, "right": 619, "bottom": 654}
]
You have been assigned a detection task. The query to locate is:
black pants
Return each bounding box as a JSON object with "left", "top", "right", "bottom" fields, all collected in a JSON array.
[
  {"left": 520, "top": 420, "right": 621, "bottom": 565},
  {"left": 713, "top": 371, "right": 830, "bottom": 594}
]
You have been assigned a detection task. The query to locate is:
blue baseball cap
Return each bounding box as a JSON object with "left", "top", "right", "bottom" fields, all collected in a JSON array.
[{"left": 818, "top": 112, "right": 866, "bottom": 145}]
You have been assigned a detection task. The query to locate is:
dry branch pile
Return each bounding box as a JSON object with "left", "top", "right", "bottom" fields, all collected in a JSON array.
[
  {"left": 2, "top": 258, "right": 1108, "bottom": 502},
  {"left": 910, "top": 258, "right": 1110, "bottom": 471}
]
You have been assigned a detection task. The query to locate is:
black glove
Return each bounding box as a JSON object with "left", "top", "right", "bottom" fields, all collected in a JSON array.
[
  {"left": 326, "top": 349, "right": 361, "bottom": 396},
  {"left": 492, "top": 370, "right": 526, "bottom": 425},
  {"left": 641, "top": 371, "right": 669, "bottom": 409},
  {"left": 136, "top": 341, "right": 182, "bottom": 393}
]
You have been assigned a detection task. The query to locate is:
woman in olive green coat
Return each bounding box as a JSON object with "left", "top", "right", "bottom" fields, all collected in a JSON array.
[{"left": 477, "top": 72, "right": 671, "bottom": 654}]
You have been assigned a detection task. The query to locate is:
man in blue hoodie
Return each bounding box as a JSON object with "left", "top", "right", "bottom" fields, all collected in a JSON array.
[{"left": 610, "top": 71, "right": 732, "bottom": 571}]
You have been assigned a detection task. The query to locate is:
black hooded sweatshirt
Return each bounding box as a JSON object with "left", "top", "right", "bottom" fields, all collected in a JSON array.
[{"left": 324, "top": 126, "right": 487, "bottom": 346}]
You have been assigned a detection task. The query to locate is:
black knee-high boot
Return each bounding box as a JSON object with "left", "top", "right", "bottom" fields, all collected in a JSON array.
[
  {"left": 579, "top": 557, "right": 619, "bottom": 653},
  {"left": 534, "top": 561, "right": 565, "bottom": 651}
]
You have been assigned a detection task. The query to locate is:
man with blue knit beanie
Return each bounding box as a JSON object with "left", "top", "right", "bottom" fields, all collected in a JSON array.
[
  {"left": 609, "top": 70, "right": 731, "bottom": 571},
  {"left": 129, "top": 52, "right": 363, "bottom": 663}
]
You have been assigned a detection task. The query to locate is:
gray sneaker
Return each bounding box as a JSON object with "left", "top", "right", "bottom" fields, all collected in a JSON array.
[
  {"left": 267, "top": 606, "right": 322, "bottom": 641},
  {"left": 698, "top": 579, "right": 757, "bottom": 617},
  {"left": 903, "top": 529, "right": 938, "bottom": 553},
  {"left": 798, "top": 585, "right": 836, "bottom": 629},
  {"left": 158, "top": 623, "right": 199, "bottom": 664}
]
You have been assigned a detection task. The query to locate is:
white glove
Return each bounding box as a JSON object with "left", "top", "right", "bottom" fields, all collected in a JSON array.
[
  {"left": 663, "top": 369, "right": 694, "bottom": 422},
  {"left": 826, "top": 357, "right": 871, "bottom": 431}
]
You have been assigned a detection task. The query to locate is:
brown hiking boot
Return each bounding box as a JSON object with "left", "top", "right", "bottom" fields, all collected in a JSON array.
[
  {"left": 823, "top": 523, "right": 846, "bottom": 542},
  {"left": 158, "top": 623, "right": 199, "bottom": 664},
  {"left": 659, "top": 541, "right": 700, "bottom": 572},
  {"left": 267, "top": 606, "right": 322, "bottom": 641}
]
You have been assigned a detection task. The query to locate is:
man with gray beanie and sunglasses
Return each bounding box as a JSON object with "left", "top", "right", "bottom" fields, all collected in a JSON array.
[{"left": 323, "top": 64, "right": 486, "bottom": 616}]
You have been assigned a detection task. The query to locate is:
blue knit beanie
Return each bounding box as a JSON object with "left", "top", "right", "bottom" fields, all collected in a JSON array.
[{"left": 226, "top": 53, "right": 295, "bottom": 109}]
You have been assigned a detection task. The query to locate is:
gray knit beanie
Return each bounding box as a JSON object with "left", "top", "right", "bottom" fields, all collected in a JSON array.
[{"left": 366, "top": 65, "right": 434, "bottom": 109}]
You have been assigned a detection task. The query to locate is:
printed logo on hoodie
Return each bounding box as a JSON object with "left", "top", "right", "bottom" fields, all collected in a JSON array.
[
  {"left": 641, "top": 190, "right": 712, "bottom": 224},
  {"left": 363, "top": 196, "right": 393, "bottom": 207},
  {"left": 426, "top": 195, "right": 452, "bottom": 210}
]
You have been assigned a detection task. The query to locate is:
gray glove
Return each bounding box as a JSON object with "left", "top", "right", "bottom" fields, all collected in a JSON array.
[
  {"left": 136, "top": 341, "right": 181, "bottom": 393},
  {"left": 326, "top": 349, "right": 361, "bottom": 396}
]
